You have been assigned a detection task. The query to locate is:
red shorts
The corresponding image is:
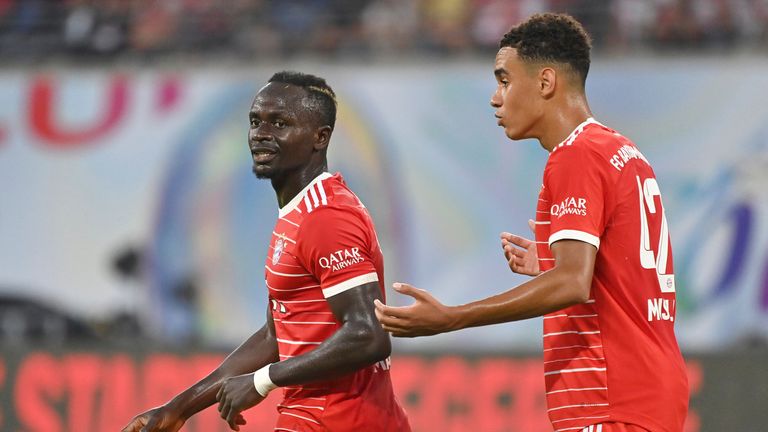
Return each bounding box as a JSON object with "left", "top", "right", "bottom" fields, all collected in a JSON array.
[{"left": 581, "top": 423, "right": 650, "bottom": 432}]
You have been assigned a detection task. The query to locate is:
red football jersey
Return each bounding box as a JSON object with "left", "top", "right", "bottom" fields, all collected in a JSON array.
[
  {"left": 534, "top": 119, "right": 689, "bottom": 432},
  {"left": 265, "top": 172, "right": 410, "bottom": 432}
]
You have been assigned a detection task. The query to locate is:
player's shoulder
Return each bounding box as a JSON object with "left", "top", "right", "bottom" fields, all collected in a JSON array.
[
  {"left": 303, "top": 172, "right": 363, "bottom": 213},
  {"left": 295, "top": 174, "right": 371, "bottom": 245},
  {"left": 298, "top": 172, "right": 369, "bottom": 230},
  {"left": 548, "top": 119, "right": 642, "bottom": 169},
  {"left": 552, "top": 119, "right": 621, "bottom": 153}
]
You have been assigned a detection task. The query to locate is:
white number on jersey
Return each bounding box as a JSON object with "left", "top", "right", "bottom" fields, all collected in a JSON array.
[{"left": 637, "top": 176, "right": 675, "bottom": 293}]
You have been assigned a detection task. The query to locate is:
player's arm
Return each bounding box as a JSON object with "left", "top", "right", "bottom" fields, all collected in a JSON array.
[
  {"left": 216, "top": 207, "right": 393, "bottom": 428},
  {"left": 377, "top": 142, "right": 604, "bottom": 336},
  {"left": 216, "top": 282, "right": 389, "bottom": 428},
  {"left": 121, "top": 306, "right": 279, "bottom": 432},
  {"left": 271, "top": 280, "right": 390, "bottom": 383},
  {"left": 375, "top": 239, "right": 595, "bottom": 337}
]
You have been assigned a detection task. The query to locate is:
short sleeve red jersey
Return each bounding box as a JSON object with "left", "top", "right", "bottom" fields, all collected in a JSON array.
[
  {"left": 265, "top": 172, "right": 409, "bottom": 432},
  {"left": 534, "top": 119, "right": 689, "bottom": 432}
]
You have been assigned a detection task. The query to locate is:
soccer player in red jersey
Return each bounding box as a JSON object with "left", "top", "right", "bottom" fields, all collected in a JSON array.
[
  {"left": 375, "top": 13, "right": 689, "bottom": 432},
  {"left": 122, "top": 72, "right": 410, "bottom": 432}
]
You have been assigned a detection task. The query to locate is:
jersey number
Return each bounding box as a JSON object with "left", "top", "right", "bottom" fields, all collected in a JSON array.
[{"left": 637, "top": 176, "right": 675, "bottom": 293}]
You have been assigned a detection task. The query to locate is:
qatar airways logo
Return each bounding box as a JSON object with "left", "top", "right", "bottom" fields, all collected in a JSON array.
[
  {"left": 551, "top": 197, "right": 587, "bottom": 218},
  {"left": 319, "top": 247, "right": 364, "bottom": 272}
]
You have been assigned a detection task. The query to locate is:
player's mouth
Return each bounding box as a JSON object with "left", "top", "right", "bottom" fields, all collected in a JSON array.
[
  {"left": 251, "top": 147, "right": 278, "bottom": 164},
  {"left": 495, "top": 114, "right": 504, "bottom": 126}
]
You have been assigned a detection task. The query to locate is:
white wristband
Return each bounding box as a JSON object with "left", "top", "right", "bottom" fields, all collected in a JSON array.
[{"left": 252, "top": 363, "right": 278, "bottom": 397}]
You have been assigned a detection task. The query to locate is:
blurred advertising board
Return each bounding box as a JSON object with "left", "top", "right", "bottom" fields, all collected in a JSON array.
[{"left": 4, "top": 349, "right": 754, "bottom": 432}]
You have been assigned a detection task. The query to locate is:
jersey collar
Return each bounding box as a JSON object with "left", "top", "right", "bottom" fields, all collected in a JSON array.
[
  {"left": 278, "top": 172, "right": 332, "bottom": 217},
  {"left": 551, "top": 117, "right": 603, "bottom": 152}
]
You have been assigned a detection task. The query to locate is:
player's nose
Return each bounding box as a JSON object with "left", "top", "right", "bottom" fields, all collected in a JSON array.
[
  {"left": 490, "top": 91, "right": 502, "bottom": 108},
  {"left": 250, "top": 124, "right": 273, "bottom": 143}
]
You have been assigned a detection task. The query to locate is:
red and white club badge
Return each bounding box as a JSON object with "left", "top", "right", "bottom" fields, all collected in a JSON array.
[{"left": 272, "top": 235, "right": 285, "bottom": 265}]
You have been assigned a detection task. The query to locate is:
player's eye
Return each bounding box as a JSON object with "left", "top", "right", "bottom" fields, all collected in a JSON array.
[
  {"left": 274, "top": 120, "right": 286, "bottom": 129},
  {"left": 250, "top": 118, "right": 260, "bottom": 127}
]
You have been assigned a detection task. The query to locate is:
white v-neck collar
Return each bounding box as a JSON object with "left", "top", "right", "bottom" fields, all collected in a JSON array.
[{"left": 278, "top": 172, "right": 332, "bottom": 217}]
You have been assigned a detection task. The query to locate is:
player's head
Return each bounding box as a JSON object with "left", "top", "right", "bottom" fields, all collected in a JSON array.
[
  {"left": 490, "top": 13, "right": 592, "bottom": 140},
  {"left": 249, "top": 71, "right": 337, "bottom": 180}
]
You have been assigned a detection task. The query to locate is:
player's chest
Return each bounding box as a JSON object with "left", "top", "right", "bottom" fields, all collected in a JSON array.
[
  {"left": 265, "top": 220, "right": 316, "bottom": 300},
  {"left": 535, "top": 187, "right": 552, "bottom": 240},
  {"left": 535, "top": 187, "right": 555, "bottom": 268},
  {"left": 268, "top": 229, "right": 297, "bottom": 266},
  {"left": 268, "top": 215, "right": 301, "bottom": 263}
]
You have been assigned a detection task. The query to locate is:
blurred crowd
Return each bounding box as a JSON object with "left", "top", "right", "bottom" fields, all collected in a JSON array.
[{"left": 0, "top": 0, "right": 767, "bottom": 62}]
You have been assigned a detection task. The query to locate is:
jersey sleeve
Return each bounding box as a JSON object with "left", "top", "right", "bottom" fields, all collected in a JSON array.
[
  {"left": 294, "top": 206, "right": 379, "bottom": 298},
  {"left": 544, "top": 144, "right": 607, "bottom": 249}
]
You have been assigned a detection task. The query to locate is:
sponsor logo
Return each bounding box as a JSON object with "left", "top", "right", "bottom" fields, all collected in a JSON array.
[
  {"left": 319, "top": 247, "right": 364, "bottom": 272},
  {"left": 550, "top": 197, "right": 587, "bottom": 218},
  {"left": 272, "top": 235, "right": 285, "bottom": 265}
]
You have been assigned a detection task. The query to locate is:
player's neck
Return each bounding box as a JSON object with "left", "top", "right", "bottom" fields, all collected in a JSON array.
[
  {"left": 538, "top": 97, "right": 593, "bottom": 152},
  {"left": 271, "top": 164, "right": 328, "bottom": 208}
]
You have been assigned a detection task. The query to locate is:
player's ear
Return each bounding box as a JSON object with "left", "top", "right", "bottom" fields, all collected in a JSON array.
[
  {"left": 539, "top": 67, "right": 556, "bottom": 99},
  {"left": 314, "top": 125, "right": 332, "bottom": 151}
]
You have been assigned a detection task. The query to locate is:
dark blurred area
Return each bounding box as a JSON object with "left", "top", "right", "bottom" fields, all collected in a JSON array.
[{"left": 0, "top": 0, "right": 766, "bottom": 64}]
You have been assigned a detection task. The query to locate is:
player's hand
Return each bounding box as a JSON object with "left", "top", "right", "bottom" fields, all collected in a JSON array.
[
  {"left": 501, "top": 219, "right": 540, "bottom": 277},
  {"left": 120, "top": 406, "right": 186, "bottom": 432},
  {"left": 374, "top": 283, "right": 458, "bottom": 337},
  {"left": 216, "top": 373, "right": 263, "bottom": 431}
]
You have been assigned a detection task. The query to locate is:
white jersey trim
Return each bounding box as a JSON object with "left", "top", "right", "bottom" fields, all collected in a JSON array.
[
  {"left": 277, "top": 404, "right": 325, "bottom": 411},
  {"left": 265, "top": 266, "right": 311, "bottom": 278},
  {"left": 322, "top": 272, "right": 379, "bottom": 298},
  {"left": 544, "top": 367, "right": 607, "bottom": 377},
  {"left": 543, "top": 344, "right": 602, "bottom": 352},
  {"left": 548, "top": 402, "right": 609, "bottom": 412},
  {"left": 280, "top": 320, "right": 337, "bottom": 325},
  {"left": 280, "top": 412, "right": 320, "bottom": 425},
  {"left": 278, "top": 172, "right": 332, "bottom": 217},
  {"left": 549, "top": 229, "right": 600, "bottom": 249},
  {"left": 552, "top": 117, "right": 604, "bottom": 152},
  {"left": 546, "top": 387, "right": 608, "bottom": 395},
  {"left": 276, "top": 338, "right": 322, "bottom": 345},
  {"left": 316, "top": 182, "right": 328, "bottom": 205}
]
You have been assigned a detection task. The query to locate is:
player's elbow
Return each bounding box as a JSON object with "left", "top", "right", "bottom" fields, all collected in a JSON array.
[
  {"left": 350, "top": 324, "right": 391, "bottom": 364},
  {"left": 571, "top": 282, "right": 591, "bottom": 304},
  {"left": 564, "top": 274, "right": 592, "bottom": 305},
  {"left": 553, "top": 268, "right": 592, "bottom": 306},
  {"left": 363, "top": 328, "right": 392, "bottom": 364}
]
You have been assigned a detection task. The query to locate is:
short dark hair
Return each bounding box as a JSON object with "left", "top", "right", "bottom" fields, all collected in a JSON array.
[
  {"left": 500, "top": 13, "right": 591, "bottom": 86},
  {"left": 268, "top": 71, "right": 337, "bottom": 129}
]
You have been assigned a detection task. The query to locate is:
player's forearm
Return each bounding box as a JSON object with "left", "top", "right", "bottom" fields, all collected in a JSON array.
[
  {"left": 269, "top": 321, "right": 390, "bottom": 387},
  {"left": 166, "top": 326, "right": 279, "bottom": 419},
  {"left": 452, "top": 266, "right": 591, "bottom": 330},
  {"left": 163, "top": 374, "right": 224, "bottom": 420}
]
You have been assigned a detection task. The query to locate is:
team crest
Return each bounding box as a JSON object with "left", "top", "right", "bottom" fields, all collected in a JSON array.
[{"left": 272, "top": 235, "right": 285, "bottom": 265}]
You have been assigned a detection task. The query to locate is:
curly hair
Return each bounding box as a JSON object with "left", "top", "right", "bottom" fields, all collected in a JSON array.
[
  {"left": 499, "top": 13, "right": 592, "bottom": 86},
  {"left": 268, "top": 71, "right": 338, "bottom": 129}
]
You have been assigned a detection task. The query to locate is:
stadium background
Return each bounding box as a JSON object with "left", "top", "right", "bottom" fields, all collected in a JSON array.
[{"left": 1, "top": 1, "right": 767, "bottom": 431}]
